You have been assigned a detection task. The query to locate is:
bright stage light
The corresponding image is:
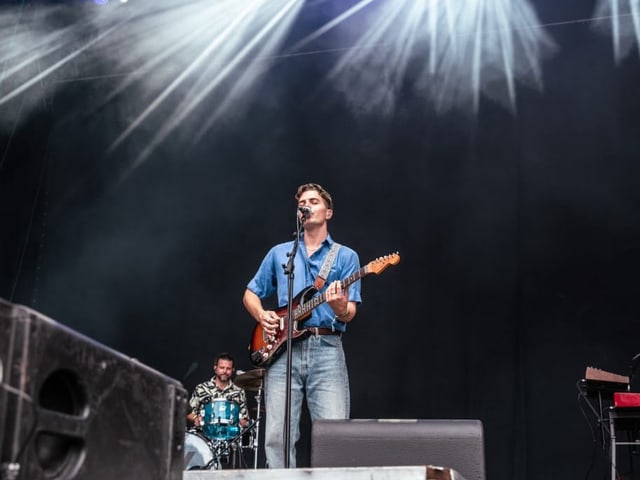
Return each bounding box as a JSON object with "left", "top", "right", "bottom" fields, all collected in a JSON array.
[
  {"left": 0, "top": 0, "right": 305, "bottom": 179},
  {"left": 301, "top": 0, "right": 556, "bottom": 114},
  {"left": 592, "top": 0, "right": 640, "bottom": 62},
  {"left": 110, "top": 0, "right": 305, "bottom": 178},
  {"left": 1, "top": 0, "right": 558, "bottom": 180}
]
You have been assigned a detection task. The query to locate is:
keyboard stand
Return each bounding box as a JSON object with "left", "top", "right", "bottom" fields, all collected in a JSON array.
[{"left": 608, "top": 407, "right": 640, "bottom": 480}]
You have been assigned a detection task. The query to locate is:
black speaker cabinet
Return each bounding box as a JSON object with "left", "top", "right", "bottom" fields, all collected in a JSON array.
[
  {"left": 0, "top": 298, "right": 187, "bottom": 480},
  {"left": 311, "top": 419, "right": 486, "bottom": 480}
]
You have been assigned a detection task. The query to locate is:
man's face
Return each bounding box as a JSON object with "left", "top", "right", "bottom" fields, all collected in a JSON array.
[
  {"left": 298, "top": 189, "right": 333, "bottom": 224},
  {"left": 214, "top": 359, "right": 234, "bottom": 381}
]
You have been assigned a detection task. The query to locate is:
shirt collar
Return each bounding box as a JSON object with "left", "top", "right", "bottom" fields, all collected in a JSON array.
[
  {"left": 300, "top": 232, "right": 333, "bottom": 247},
  {"left": 211, "top": 376, "right": 234, "bottom": 391}
]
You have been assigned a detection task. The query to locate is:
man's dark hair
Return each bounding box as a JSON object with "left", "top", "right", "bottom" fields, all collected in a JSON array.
[
  {"left": 215, "top": 352, "right": 234, "bottom": 366},
  {"left": 295, "top": 183, "right": 334, "bottom": 210}
]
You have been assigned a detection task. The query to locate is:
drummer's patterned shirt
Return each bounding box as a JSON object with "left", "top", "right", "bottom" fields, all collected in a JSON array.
[{"left": 189, "top": 376, "right": 249, "bottom": 421}]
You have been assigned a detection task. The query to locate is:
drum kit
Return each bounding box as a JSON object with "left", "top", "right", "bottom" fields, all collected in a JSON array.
[{"left": 184, "top": 368, "right": 265, "bottom": 471}]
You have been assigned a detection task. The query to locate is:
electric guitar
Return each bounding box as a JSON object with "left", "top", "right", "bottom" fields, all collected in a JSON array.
[{"left": 248, "top": 252, "right": 400, "bottom": 367}]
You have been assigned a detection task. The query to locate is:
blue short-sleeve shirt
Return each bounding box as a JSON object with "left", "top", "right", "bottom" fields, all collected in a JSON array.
[{"left": 246, "top": 234, "right": 362, "bottom": 332}]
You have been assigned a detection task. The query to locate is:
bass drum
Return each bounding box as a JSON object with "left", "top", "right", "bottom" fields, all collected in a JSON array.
[{"left": 183, "top": 430, "right": 217, "bottom": 471}]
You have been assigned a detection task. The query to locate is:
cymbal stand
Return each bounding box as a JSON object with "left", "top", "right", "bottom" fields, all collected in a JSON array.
[{"left": 253, "top": 383, "right": 263, "bottom": 469}]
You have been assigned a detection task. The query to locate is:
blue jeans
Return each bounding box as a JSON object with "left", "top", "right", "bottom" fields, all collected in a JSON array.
[{"left": 264, "top": 334, "right": 350, "bottom": 468}]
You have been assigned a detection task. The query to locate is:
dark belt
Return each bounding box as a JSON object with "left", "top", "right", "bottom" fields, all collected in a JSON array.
[{"left": 308, "top": 327, "right": 342, "bottom": 337}]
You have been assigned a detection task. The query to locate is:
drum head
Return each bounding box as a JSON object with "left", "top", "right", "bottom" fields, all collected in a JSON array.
[{"left": 208, "top": 399, "right": 239, "bottom": 425}]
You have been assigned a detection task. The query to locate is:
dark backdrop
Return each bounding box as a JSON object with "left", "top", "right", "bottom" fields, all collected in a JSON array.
[{"left": 2, "top": 1, "right": 639, "bottom": 479}]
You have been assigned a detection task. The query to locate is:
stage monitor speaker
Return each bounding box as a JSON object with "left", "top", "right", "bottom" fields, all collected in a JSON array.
[
  {"left": 0, "top": 298, "right": 188, "bottom": 480},
  {"left": 311, "top": 419, "right": 486, "bottom": 480}
]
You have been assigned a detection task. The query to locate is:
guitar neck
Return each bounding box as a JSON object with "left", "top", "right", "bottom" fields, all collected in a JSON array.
[{"left": 295, "top": 266, "right": 368, "bottom": 319}]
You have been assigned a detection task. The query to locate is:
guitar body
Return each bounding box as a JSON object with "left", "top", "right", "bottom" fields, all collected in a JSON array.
[
  {"left": 249, "top": 286, "right": 318, "bottom": 368},
  {"left": 247, "top": 252, "right": 400, "bottom": 368}
]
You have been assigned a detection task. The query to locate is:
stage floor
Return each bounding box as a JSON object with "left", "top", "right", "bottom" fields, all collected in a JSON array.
[{"left": 183, "top": 465, "right": 464, "bottom": 480}]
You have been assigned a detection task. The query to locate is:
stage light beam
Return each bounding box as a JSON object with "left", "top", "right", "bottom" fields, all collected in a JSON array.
[
  {"left": 1, "top": 0, "right": 305, "bottom": 181},
  {"left": 302, "top": 0, "right": 556, "bottom": 114},
  {"left": 593, "top": 0, "right": 640, "bottom": 62},
  {"left": 114, "top": 0, "right": 304, "bottom": 180}
]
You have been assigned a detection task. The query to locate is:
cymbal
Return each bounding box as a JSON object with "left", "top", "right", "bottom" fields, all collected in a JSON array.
[{"left": 234, "top": 368, "right": 266, "bottom": 390}]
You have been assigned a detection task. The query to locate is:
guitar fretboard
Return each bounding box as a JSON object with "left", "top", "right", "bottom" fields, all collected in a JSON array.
[{"left": 295, "top": 265, "right": 368, "bottom": 319}]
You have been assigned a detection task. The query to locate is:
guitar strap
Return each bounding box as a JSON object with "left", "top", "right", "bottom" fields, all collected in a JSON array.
[{"left": 313, "top": 242, "right": 340, "bottom": 290}]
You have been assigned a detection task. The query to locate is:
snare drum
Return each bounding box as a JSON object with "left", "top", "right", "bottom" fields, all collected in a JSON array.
[
  {"left": 184, "top": 430, "right": 217, "bottom": 470},
  {"left": 202, "top": 399, "right": 241, "bottom": 441}
]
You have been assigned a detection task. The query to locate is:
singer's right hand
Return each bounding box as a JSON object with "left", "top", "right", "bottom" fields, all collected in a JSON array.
[{"left": 260, "top": 311, "right": 279, "bottom": 336}]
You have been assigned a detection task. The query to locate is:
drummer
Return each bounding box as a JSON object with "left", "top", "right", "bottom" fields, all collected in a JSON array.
[{"left": 187, "top": 353, "right": 250, "bottom": 428}]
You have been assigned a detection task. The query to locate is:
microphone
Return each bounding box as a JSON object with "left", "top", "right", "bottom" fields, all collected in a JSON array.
[{"left": 298, "top": 207, "right": 312, "bottom": 219}]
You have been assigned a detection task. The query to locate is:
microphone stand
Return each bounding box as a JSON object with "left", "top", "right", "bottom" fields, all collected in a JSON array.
[
  {"left": 252, "top": 386, "right": 262, "bottom": 469},
  {"left": 282, "top": 211, "right": 305, "bottom": 468}
]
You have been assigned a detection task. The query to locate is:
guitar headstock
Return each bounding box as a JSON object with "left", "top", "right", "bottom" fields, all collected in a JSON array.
[{"left": 366, "top": 252, "right": 400, "bottom": 275}]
